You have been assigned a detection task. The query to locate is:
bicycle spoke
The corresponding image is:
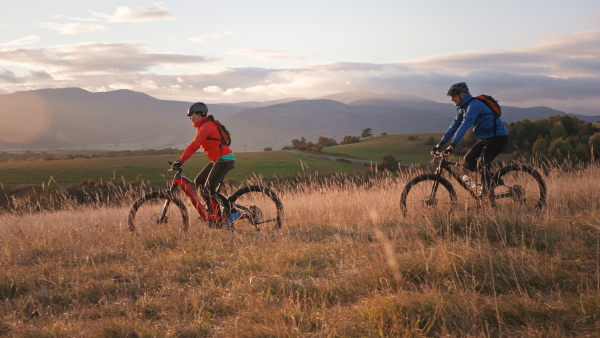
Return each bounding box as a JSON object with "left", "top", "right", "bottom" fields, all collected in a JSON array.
[
  {"left": 228, "top": 186, "right": 283, "bottom": 232},
  {"left": 401, "top": 174, "right": 457, "bottom": 217},
  {"left": 491, "top": 165, "right": 546, "bottom": 211},
  {"left": 128, "top": 191, "right": 189, "bottom": 233}
]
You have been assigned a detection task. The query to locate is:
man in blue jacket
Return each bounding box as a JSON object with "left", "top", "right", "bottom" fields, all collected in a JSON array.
[{"left": 432, "top": 82, "right": 509, "bottom": 193}]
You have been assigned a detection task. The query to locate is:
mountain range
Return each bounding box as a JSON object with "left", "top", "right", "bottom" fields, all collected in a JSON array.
[{"left": 0, "top": 88, "right": 598, "bottom": 152}]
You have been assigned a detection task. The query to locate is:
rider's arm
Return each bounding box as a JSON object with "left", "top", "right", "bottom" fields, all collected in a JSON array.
[
  {"left": 440, "top": 113, "right": 463, "bottom": 145},
  {"left": 179, "top": 124, "right": 212, "bottom": 164},
  {"left": 449, "top": 102, "right": 482, "bottom": 146}
]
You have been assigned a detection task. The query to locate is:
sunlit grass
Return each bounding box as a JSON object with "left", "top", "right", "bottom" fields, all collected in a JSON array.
[{"left": 1, "top": 162, "right": 599, "bottom": 335}]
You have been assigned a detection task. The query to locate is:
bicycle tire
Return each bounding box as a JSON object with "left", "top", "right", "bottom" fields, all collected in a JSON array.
[
  {"left": 127, "top": 191, "right": 189, "bottom": 233},
  {"left": 490, "top": 163, "right": 547, "bottom": 211},
  {"left": 400, "top": 174, "right": 457, "bottom": 217},
  {"left": 228, "top": 185, "right": 284, "bottom": 232}
]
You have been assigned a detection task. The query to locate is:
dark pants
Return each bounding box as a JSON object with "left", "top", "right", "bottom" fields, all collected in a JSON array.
[
  {"left": 194, "top": 158, "right": 235, "bottom": 194},
  {"left": 464, "top": 136, "right": 509, "bottom": 188}
]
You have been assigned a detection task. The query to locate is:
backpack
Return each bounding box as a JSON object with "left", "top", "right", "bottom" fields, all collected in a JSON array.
[
  {"left": 470, "top": 94, "right": 501, "bottom": 136},
  {"left": 471, "top": 94, "right": 501, "bottom": 117},
  {"left": 201, "top": 115, "right": 232, "bottom": 146}
]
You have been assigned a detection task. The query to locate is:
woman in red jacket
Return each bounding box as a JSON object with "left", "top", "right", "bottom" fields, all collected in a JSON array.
[{"left": 171, "top": 102, "right": 241, "bottom": 226}]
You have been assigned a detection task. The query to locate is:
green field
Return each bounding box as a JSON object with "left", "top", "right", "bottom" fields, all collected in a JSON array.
[
  {"left": 321, "top": 133, "right": 443, "bottom": 164},
  {"left": 0, "top": 133, "right": 514, "bottom": 186},
  {"left": 0, "top": 150, "right": 366, "bottom": 186},
  {"left": 321, "top": 133, "right": 513, "bottom": 164}
]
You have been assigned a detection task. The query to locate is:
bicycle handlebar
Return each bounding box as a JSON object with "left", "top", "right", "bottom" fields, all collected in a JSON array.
[
  {"left": 431, "top": 151, "right": 449, "bottom": 159},
  {"left": 167, "top": 161, "right": 183, "bottom": 174},
  {"left": 431, "top": 151, "right": 456, "bottom": 165}
]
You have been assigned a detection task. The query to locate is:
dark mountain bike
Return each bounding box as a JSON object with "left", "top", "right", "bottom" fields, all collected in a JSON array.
[
  {"left": 127, "top": 163, "right": 283, "bottom": 233},
  {"left": 400, "top": 152, "right": 547, "bottom": 216}
]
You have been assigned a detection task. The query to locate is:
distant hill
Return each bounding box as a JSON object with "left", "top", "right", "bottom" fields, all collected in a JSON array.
[{"left": 0, "top": 88, "right": 597, "bottom": 151}]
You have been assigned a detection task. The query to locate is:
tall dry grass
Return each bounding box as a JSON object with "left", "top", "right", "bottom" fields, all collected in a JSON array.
[{"left": 0, "top": 163, "right": 599, "bottom": 336}]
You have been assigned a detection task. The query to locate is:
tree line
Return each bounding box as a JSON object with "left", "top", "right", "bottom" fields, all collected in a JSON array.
[
  {"left": 456, "top": 115, "right": 600, "bottom": 161},
  {"left": 283, "top": 115, "right": 600, "bottom": 163},
  {"left": 506, "top": 115, "right": 600, "bottom": 161},
  {"left": 0, "top": 148, "right": 181, "bottom": 163},
  {"left": 283, "top": 128, "right": 375, "bottom": 151}
]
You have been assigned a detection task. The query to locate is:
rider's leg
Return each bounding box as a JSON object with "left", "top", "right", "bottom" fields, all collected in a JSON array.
[
  {"left": 204, "top": 159, "right": 240, "bottom": 227},
  {"left": 464, "top": 140, "right": 486, "bottom": 172},
  {"left": 204, "top": 158, "right": 235, "bottom": 194},
  {"left": 478, "top": 135, "right": 509, "bottom": 193},
  {"left": 194, "top": 162, "right": 214, "bottom": 187},
  {"left": 203, "top": 159, "right": 236, "bottom": 215}
]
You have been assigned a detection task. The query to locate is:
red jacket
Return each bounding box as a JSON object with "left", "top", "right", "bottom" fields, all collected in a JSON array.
[{"left": 179, "top": 116, "right": 233, "bottom": 163}]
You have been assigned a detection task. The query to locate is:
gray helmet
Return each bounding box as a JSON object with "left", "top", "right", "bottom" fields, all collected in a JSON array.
[
  {"left": 447, "top": 82, "right": 469, "bottom": 96},
  {"left": 187, "top": 102, "right": 208, "bottom": 117}
]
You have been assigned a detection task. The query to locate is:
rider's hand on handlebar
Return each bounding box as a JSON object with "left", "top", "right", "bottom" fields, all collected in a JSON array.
[
  {"left": 171, "top": 160, "right": 182, "bottom": 169},
  {"left": 430, "top": 143, "right": 444, "bottom": 156},
  {"left": 443, "top": 145, "right": 454, "bottom": 155}
]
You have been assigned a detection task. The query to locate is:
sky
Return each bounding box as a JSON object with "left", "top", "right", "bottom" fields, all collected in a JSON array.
[{"left": 1, "top": 0, "right": 600, "bottom": 115}]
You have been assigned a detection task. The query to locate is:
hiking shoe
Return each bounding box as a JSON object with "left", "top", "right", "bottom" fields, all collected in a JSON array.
[{"left": 224, "top": 209, "right": 242, "bottom": 227}]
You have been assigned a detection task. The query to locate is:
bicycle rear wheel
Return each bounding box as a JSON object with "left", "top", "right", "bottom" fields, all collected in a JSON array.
[
  {"left": 490, "top": 164, "right": 546, "bottom": 211},
  {"left": 400, "top": 174, "right": 457, "bottom": 217},
  {"left": 227, "top": 185, "right": 283, "bottom": 232},
  {"left": 127, "top": 191, "right": 189, "bottom": 233}
]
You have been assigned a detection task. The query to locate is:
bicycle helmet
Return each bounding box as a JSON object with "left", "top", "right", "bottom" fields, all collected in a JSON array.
[
  {"left": 187, "top": 102, "right": 208, "bottom": 117},
  {"left": 447, "top": 82, "right": 469, "bottom": 96}
]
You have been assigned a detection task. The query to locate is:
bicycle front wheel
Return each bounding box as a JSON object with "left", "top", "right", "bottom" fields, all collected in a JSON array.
[
  {"left": 400, "top": 174, "right": 457, "bottom": 217},
  {"left": 490, "top": 164, "right": 547, "bottom": 211},
  {"left": 127, "top": 191, "right": 189, "bottom": 233},
  {"left": 228, "top": 185, "right": 283, "bottom": 232}
]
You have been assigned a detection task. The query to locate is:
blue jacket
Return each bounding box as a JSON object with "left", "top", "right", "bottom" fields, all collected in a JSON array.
[{"left": 441, "top": 92, "right": 509, "bottom": 146}]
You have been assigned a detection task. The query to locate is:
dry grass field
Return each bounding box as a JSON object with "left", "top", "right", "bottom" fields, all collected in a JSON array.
[{"left": 1, "top": 162, "right": 599, "bottom": 336}]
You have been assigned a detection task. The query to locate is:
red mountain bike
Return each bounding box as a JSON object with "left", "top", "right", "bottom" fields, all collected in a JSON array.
[{"left": 127, "top": 163, "right": 283, "bottom": 233}]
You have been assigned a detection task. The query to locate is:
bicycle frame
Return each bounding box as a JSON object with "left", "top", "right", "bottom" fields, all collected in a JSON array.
[
  {"left": 400, "top": 152, "right": 546, "bottom": 216},
  {"left": 431, "top": 153, "right": 483, "bottom": 200},
  {"left": 166, "top": 168, "right": 227, "bottom": 223}
]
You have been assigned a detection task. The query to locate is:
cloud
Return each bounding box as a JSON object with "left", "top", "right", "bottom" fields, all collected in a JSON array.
[
  {"left": 1, "top": 30, "right": 600, "bottom": 115},
  {"left": 0, "top": 69, "right": 19, "bottom": 83},
  {"left": 203, "top": 85, "right": 223, "bottom": 93},
  {"left": 38, "top": 22, "right": 106, "bottom": 35},
  {"left": 0, "top": 69, "right": 52, "bottom": 84},
  {"left": 0, "top": 35, "right": 40, "bottom": 46},
  {"left": 0, "top": 42, "right": 214, "bottom": 74},
  {"left": 176, "top": 30, "right": 600, "bottom": 113},
  {"left": 401, "top": 31, "right": 600, "bottom": 78},
  {"left": 88, "top": 4, "right": 175, "bottom": 23},
  {"left": 225, "top": 49, "right": 307, "bottom": 62},
  {"left": 189, "top": 32, "right": 235, "bottom": 43}
]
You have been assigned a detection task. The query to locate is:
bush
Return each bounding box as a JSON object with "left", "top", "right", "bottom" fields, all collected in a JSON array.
[
  {"left": 317, "top": 136, "right": 338, "bottom": 147},
  {"left": 341, "top": 135, "right": 361, "bottom": 145},
  {"left": 379, "top": 153, "right": 400, "bottom": 172}
]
